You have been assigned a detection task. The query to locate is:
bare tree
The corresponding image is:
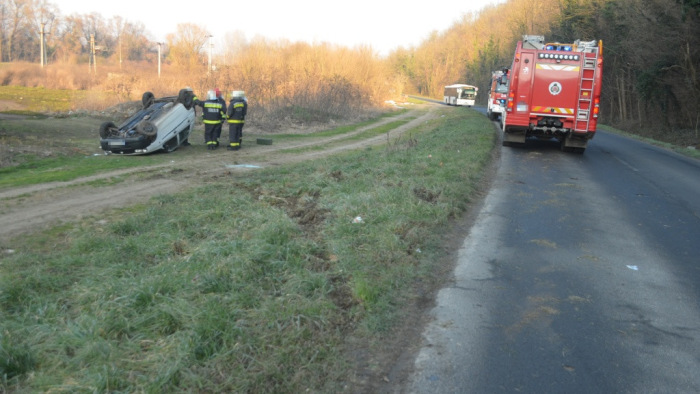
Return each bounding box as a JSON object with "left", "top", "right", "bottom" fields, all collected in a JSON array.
[
  {"left": 166, "top": 23, "right": 210, "bottom": 71},
  {"left": 120, "top": 20, "right": 150, "bottom": 62},
  {"left": 27, "top": 0, "right": 57, "bottom": 64},
  {"left": 5, "top": 0, "right": 30, "bottom": 61},
  {"left": 0, "top": 1, "right": 6, "bottom": 61},
  {"left": 111, "top": 15, "right": 125, "bottom": 69},
  {"left": 220, "top": 30, "right": 248, "bottom": 65},
  {"left": 54, "top": 14, "right": 84, "bottom": 63}
]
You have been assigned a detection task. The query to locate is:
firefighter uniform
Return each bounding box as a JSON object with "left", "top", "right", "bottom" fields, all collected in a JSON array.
[
  {"left": 195, "top": 90, "right": 226, "bottom": 150},
  {"left": 226, "top": 91, "right": 248, "bottom": 151},
  {"left": 213, "top": 88, "right": 226, "bottom": 146}
]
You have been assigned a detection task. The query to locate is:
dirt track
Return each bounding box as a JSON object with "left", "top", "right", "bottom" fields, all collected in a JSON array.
[{"left": 0, "top": 107, "right": 438, "bottom": 243}]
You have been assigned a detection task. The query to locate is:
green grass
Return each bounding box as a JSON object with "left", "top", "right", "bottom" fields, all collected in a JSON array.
[
  {"left": 0, "top": 86, "right": 91, "bottom": 113},
  {"left": 0, "top": 154, "right": 165, "bottom": 188},
  {"left": 0, "top": 110, "right": 412, "bottom": 189},
  {"left": 0, "top": 107, "right": 497, "bottom": 392},
  {"left": 261, "top": 109, "right": 409, "bottom": 143},
  {"left": 277, "top": 119, "right": 414, "bottom": 154},
  {"left": 598, "top": 124, "right": 700, "bottom": 160}
]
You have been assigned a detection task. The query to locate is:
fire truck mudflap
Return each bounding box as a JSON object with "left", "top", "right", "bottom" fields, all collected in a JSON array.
[{"left": 502, "top": 35, "right": 603, "bottom": 153}]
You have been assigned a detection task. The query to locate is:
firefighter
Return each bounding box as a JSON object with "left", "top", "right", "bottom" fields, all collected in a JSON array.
[
  {"left": 226, "top": 90, "right": 248, "bottom": 151},
  {"left": 213, "top": 88, "right": 226, "bottom": 146},
  {"left": 194, "top": 90, "right": 226, "bottom": 150}
]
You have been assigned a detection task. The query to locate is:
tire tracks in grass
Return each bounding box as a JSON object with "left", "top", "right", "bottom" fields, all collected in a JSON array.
[{"left": 0, "top": 106, "right": 438, "bottom": 243}]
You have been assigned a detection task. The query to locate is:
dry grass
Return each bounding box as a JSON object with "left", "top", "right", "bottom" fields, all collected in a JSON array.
[{"left": 1, "top": 41, "right": 399, "bottom": 130}]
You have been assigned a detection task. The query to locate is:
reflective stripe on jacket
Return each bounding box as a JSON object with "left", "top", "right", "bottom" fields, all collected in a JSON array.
[
  {"left": 226, "top": 99, "right": 247, "bottom": 123},
  {"left": 201, "top": 100, "right": 225, "bottom": 124}
]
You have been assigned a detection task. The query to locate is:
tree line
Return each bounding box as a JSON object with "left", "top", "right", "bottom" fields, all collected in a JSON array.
[
  {"left": 1, "top": 0, "right": 699, "bottom": 140},
  {"left": 0, "top": 0, "right": 220, "bottom": 67},
  {"left": 393, "top": 0, "right": 700, "bottom": 139}
]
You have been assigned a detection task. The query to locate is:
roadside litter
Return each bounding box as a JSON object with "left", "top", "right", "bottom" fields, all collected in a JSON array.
[{"left": 225, "top": 164, "right": 262, "bottom": 169}]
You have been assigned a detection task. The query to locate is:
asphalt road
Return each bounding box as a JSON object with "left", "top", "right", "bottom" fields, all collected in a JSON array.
[{"left": 404, "top": 120, "right": 700, "bottom": 393}]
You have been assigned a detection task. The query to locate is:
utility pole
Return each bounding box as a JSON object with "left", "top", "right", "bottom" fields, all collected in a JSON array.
[
  {"left": 157, "top": 42, "right": 163, "bottom": 78},
  {"left": 89, "top": 33, "right": 97, "bottom": 75},
  {"left": 40, "top": 23, "right": 45, "bottom": 67},
  {"left": 208, "top": 35, "right": 213, "bottom": 74},
  {"left": 119, "top": 37, "right": 122, "bottom": 70}
]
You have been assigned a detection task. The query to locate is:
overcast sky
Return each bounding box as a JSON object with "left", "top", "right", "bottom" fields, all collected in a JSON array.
[{"left": 57, "top": 0, "right": 505, "bottom": 56}]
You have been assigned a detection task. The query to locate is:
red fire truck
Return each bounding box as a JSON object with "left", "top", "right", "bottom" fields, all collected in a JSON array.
[
  {"left": 502, "top": 35, "right": 603, "bottom": 153},
  {"left": 487, "top": 69, "right": 509, "bottom": 121}
]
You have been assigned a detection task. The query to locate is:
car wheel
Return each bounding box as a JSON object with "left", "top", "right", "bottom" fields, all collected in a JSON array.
[
  {"left": 142, "top": 92, "right": 155, "bottom": 109},
  {"left": 177, "top": 89, "right": 194, "bottom": 110},
  {"left": 136, "top": 120, "right": 158, "bottom": 137},
  {"left": 99, "top": 121, "right": 117, "bottom": 138}
]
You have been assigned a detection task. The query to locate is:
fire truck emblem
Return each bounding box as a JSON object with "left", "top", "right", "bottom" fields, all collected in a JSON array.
[{"left": 549, "top": 82, "right": 562, "bottom": 96}]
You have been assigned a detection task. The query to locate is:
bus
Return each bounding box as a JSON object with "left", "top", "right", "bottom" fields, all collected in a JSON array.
[{"left": 444, "top": 84, "right": 478, "bottom": 107}]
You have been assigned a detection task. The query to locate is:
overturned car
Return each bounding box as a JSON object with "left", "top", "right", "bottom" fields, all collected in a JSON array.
[{"left": 99, "top": 89, "right": 196, "bottom": 155}]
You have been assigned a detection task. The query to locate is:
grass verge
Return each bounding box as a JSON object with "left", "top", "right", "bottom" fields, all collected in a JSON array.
[
  {"left": 598, "top": 124, "right": 700, "bottom": 160},
  {"left": 0, "top": 107, "right": 497, "bottom": 392}
]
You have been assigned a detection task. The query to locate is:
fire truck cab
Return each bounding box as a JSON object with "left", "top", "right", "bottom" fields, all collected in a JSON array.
[
  {"left": 502, "top": 35, "right": 603, "bottom": 153},
  {"left": 487, "top": 69, "right": 509, "bottom": 121}
]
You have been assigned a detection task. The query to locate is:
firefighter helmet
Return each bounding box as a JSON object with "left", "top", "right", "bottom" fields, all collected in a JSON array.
[
  {"left": 215, "top": 88, "right": 222, "bottom": 98},
  {"left": 207, "top": 90, "right": 216, "bottom": 100},
  {"left": 231, "top": 90, "right": 245, "bottom": 99}
]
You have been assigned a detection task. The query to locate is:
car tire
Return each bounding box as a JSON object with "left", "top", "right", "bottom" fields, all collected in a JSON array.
[
  {"left": 136, "top": 120, "right": 158, "bottom": 137},
  {"left": 142, "top": 92, "right": 155, "bottom": 109},
  {"left": 99, "top": 121, "right": 117, "bottom": 139},
  {"left": 177, "top": 89, "right": 194, "bottom": 110}
]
